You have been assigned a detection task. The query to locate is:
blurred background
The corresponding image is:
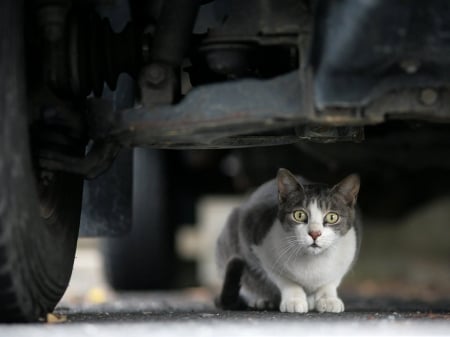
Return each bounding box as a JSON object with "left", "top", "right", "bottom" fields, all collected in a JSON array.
[{"left": 60, "top": 146, "right": 450, "bottom": 309}]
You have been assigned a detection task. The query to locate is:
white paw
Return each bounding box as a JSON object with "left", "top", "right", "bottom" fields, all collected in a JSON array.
[
  {"left": 279, "top": 298, "right": 309, "bottom": 313},
  {"left": 315, "top": 297, "right": 345, "bottom": 313},
  {"left": 248, "top": 299, "right": 276, "bottom": 310}
]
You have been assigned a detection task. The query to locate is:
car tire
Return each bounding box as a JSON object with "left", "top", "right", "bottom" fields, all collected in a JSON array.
[
  {"left": 0, "top": 0, "right": 83, "bottom": 322},
  {"left": 102, "top": 149, "right": 175, "bottom": 290}
]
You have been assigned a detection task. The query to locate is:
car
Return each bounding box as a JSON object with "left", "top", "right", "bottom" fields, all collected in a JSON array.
[{"left": 1, "top": 0, "right": 450, "bottom": 322}]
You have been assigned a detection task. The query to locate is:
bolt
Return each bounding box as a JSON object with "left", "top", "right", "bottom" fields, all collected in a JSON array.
[
  {"left": 143, "top": 64, "right": 166, "bottom": 86},
  {"left": 400, "top": 59, "right": 420, "bottom": 74},
  {"left": 419, "top": 88, "right": 438, "bottom": 106}
]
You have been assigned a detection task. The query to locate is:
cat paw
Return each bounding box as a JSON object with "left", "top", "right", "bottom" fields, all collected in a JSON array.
[
  {"left": 279, "top": 298, "right": 309, "bottom": 313},
  {"left": 248, "top": 299, "right": 276, "bottom": 310},
  {"left": 315, "top": 297, "right": 344, "bottom": 313}
]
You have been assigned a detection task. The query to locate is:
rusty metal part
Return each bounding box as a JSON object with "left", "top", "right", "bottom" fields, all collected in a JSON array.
[
  {"left": 139, "top": 0, "right": 202, "bottom": 108},
  {"left": 139, "top": 62, "right": 177, "bottom": 107},
  {"left": 88, "top": 69, "right": 450, "bottom": 149},
  {"left": 36, "top": 71, "right": 450, "bottom": 176},
  {"left": 295, "top": 126, "right": 364, "bottom": 143},
  {"left": 92, "top": 70, "right": 314, "bottom": 149}
]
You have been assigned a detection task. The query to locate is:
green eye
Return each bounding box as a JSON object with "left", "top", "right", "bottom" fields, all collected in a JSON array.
[
  {"left": 293, "top": 210, "right": 308, "bottom": 223},
  {"left": 325, "top": 212, "right": 340, "bottom": 224}
]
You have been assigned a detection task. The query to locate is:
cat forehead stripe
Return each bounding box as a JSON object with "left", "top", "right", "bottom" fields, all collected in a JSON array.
[{"left": 308, "top": 199, "right": 324, "bottom": 227}]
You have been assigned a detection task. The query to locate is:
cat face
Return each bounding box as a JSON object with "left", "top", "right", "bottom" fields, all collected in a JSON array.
[{"left": 277, "top": 168, "right": 360, "bottom": 255}]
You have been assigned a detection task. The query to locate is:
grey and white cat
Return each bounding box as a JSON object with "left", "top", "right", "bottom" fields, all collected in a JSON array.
[{"left": 216, "top": 168, "right": 361, "bottom": 313}]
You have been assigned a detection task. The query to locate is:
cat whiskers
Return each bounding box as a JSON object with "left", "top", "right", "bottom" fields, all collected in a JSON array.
[
  {"left": 269, "top": 243, "right": 294, "bottom": 273},
  {"left": 269, "top": 237, "right": 300, "bottom": 274},
  {"left": 285, "top": 241, "right": 303, "bottom": 269}
]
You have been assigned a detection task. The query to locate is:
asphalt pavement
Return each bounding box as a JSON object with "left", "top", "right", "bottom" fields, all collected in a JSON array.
[
  {"left": 2, "top": 194, "right": 450, "bottom": 336},
  {"left": 2, "top": 245, "right": 450, "bottom": 337},
  {"left": 2, "top": 290, "right": 450, "bottom": 336}
]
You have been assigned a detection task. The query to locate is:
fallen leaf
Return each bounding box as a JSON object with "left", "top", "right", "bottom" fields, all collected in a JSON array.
[{"left": 46, "top": 313, "right": 67, "bottom": 324}]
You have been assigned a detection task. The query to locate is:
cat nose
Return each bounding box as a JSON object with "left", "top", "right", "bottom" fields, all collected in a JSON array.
[{"left": 308, "top": 231, "right": 322, "bottom": 240}]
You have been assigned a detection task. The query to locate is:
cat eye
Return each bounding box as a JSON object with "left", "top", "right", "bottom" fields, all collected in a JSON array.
[
  {"left": 292, "top": 210, "right": 308, "bottom": 223},
  {"left": 325, "top": 212, "right": 340, "bottom": 224}
]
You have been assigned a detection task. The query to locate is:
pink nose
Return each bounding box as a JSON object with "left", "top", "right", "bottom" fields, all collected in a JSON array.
[{"left": 308, "top": 231, "right": 322, "bottom": 240}]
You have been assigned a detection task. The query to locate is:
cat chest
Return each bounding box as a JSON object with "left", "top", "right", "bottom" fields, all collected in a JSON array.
[
  {"left": 252, "top": 227, "right": 357, "bottom": 294},
  {"left": 282, "top": 255, "right": 350, "bottom": 293}
]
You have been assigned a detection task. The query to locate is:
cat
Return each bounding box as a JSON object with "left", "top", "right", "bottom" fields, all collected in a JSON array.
[{"left": 215, "top": 168, "right": 361, "bottom": 313}]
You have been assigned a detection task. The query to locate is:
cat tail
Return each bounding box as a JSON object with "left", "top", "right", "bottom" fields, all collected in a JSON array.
[{"left": 215, "top": 256, "right": 247, "bottom": 310}]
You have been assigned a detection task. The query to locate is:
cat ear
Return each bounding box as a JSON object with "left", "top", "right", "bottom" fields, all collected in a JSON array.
[
  {"left": 332, "top": 174, "right": 360, "bottom": 207},
  {"left": 277, "top": 168, "right": 304, "bottom": 203}
]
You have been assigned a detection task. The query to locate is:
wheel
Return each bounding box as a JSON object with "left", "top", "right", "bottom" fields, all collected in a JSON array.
[
  {"left": 0, "top": 0, "right": 83, "bottom": 322},
  {"left": 102, "top": 149, "right": 175, "bottom": 290}
]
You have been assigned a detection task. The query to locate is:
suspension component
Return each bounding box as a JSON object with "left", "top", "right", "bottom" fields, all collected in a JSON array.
[
  {"left": 139, "top": 0, "right": 202, "bottom": 107},
  {"left": 37, "top": 4, "right": 142, "bottom": 98},
  {"left": 69, "top": 10, "right": 141, "bottom": 97}
]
